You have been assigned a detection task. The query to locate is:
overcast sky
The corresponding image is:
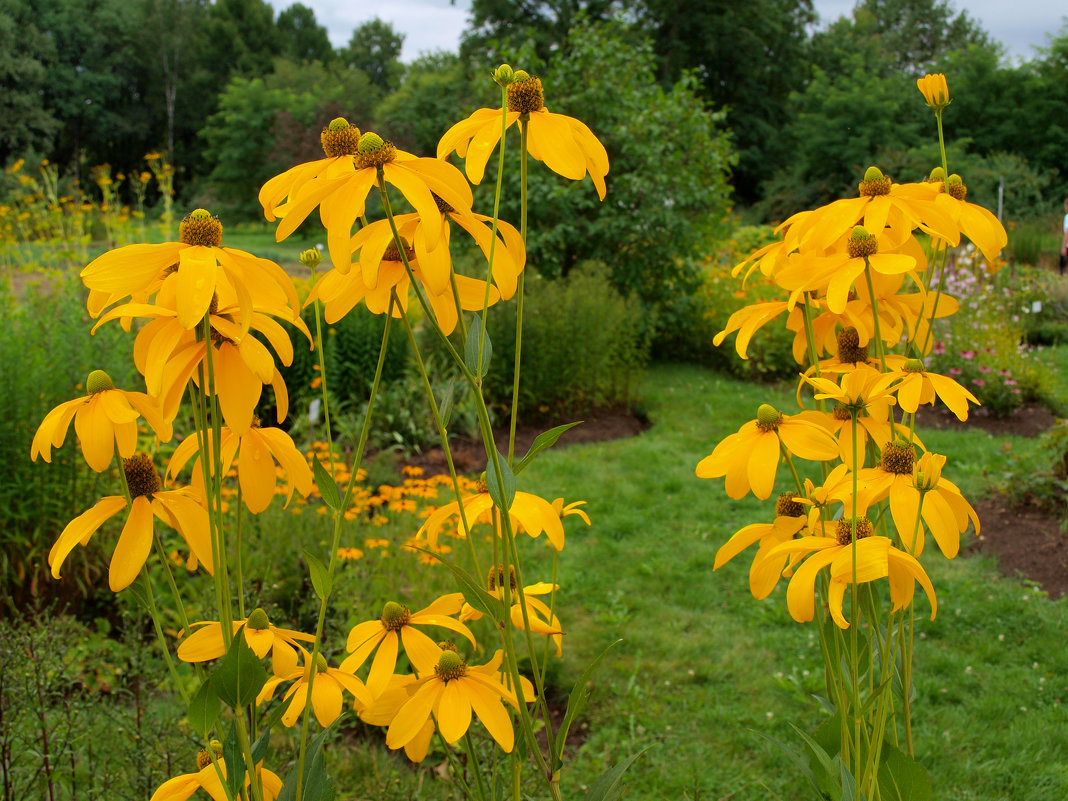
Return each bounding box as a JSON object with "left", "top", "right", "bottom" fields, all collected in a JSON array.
[{"left": 266, "top": 0, "right": 1064, "bottom": 64}]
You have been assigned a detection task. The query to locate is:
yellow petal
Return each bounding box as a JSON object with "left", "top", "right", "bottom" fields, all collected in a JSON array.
[
  {"left": 386, "top": 679, "right": 443, "bottom": 750},
  {"left": 176, "top": 246, "right": 218, "bottom": 329},
  {"left": 49, "top": 496, "right": 127, "bottom": 579},
  {"left": 436, "top": 680, "right": 472, "bottom": 743},
  {"left": 109, "top": 496, "right": 154, "bottom": 591}
]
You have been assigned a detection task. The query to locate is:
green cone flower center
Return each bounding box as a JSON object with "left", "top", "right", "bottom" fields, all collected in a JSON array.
[
  {"left": 434, "top": 649, "right": 468, "bottom": 681},
  {"left": 756, "top": 403, "right": 782, "bottom": 431},
  {"left": 179, "top": 209, "right": 222, "bottom": 247},
  {"left": 776, "top": 492, "right": 805, "bottom": 518},
  {"left": 947, "top": 174, "right": 967, "bottom": 201},
  {"left": 837, "top": 327, "right": 869, "bottom": 365},
  {"left": 846, "top": 226, "right": 878, "bottom": 259},
  {"left": 245, "top": 607, "right": 270, "bottom": 630},
  {"left": 124, "top": 453, "right": 161, "bottom": 500},
  {"left": 904, "top": 357, "right": 925, "bottom": 373},
  {"left": 880, "top": 442, "right": 916, "bottom": 475},
  {"left": 381, "top": 601, "right": 411, "bottom": 631},
  {"left": 355, "top": 132, "right": 396, "bottom": 169},
  {"left": 320, "top": 118, "right": 361, "bottom": 158},
  {"left": 927, "top": 166, "right": 946, "bottom": 183},
  {"left": 493, "top": 63, "right": 515, "bottom": 86},
  {"left": 487, "top": 564, "right": 518, "bottom": 592},
  {"left": 859, "top": 167, "right": 891, "bottom": 197},
  {"left": 86, "top": 369, "right": 115, "bottom": 394},
  {"left": 836, "top": 516, "right": 874, "bottom": 546},
  {"left": 299, "top": 248, "right": 322, "bottom": 269},
  {"left": 313, "top": 651, "right": 329, "bottom": 673},
  {"left": 507, "top": 75, "right": 545, "bottom": 114}
]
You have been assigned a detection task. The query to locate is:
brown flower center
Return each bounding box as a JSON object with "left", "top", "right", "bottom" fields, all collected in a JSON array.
[
  {"left": 507, "top": 76, "right": 545, "bottom": 114},
  {"left": 836, "top": 516, "right": 874, "bottom": 546},
  {"left": 179, "top": 209, "right": 222, "bottom": 247},
  {"left": 124, "top": 453, "right": 161, "bottom": 499}
]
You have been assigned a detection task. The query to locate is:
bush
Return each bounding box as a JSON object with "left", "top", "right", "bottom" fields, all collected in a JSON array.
[{"left": 483, "top": 261, "right": 651, "bottom": 419}]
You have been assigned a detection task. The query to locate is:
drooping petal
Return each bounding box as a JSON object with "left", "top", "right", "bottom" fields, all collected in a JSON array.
[
  {"left": 436, "top": 680, "right": 473, "bottom": 744},
  {"left": 109, "top": 496, "right": 155, "bottom": 591},
  {"left": 49, "top": 496, "right": 127, "bottom": 579}
]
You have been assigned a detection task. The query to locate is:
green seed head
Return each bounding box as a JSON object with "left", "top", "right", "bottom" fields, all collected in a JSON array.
[
  {"left": 86, "top": 369, "right": 115, "bottom": 394},
  {"left": 434, "top": 648, "right": 468, "bottom": 681},
  {"left": 493, "top": 63, "right": 515, "bottom": 86},
  {"left": 358, "top": 132, "right": 384, "bottom": 154},
  {"left": 756, "top": 403, "right": 781, "bottom": 429},
  {"left": 381, "top": 601, "right": 411, "bottom": 631},
  {"left": 904, "top": 357, "right": 925, "bottom": 373},
  {"left": 299, "top": 248, "right": 321, "bottom": 269},
  {"left": 321, "top": 118, "right": 361, "bottom": 157},
  {"left": 245, "top": 607, "right": 270, "bottom": 630},
  {"left": 928, "top": 166, "right": 946, "bottom": 182},
  {"left": 513, "top": 70, "right": 530, "bottom": 83},
  {"left": 847, "top": 226, "right": 878, "bottom": 258},
  {"left": 328, "top": 117, "right": 350, "bottom": 132},
  {"left": 863, "top": 166, "right": 884, "bottom": 183},
  {"left": 313, "top": 651, "right": 329, "bottom": 673},
  {"left": 355, "top": 132, "right": 396, "bottom": 169}
]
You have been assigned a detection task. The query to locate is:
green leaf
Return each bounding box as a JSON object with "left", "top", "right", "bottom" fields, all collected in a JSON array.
[
  {"left": 878, "top": 743, "right": 932, "bottom": 801},
  {"left": 124, "top": 577, "right": 151, "bottom": 612},
  {"left": 464, "top": 313, "right": 492, "bottom": 378},
  {"left": 515, "top": 421, "right": 583, "bottom": 474},
  {"left": 211, "top": 626, "right": 269, "bottom": 709},
  {"left": 791, "top": 722, "right": 843, "bottom": 801},
  {"left": 485, "top": 449, "right": 515, "bottom": 512},
  {"left": 411, "top": 548, "right": 505, "bottom": 623},
  {"left": 311, "top": 458, "right": 342, "bottom": 511},
  {"left": 305, "top": 549, "right": 332, "bottom": 602},
  {"left": 553, "top": 639, "right": 621, "bottom": 770},
  {"left": 437, "top": 379, "right": 456, "bottom": 428},
  {"left": 583, "top": 747, "right": 652, "bottom": 801},
  {"left": 222, "top": 723, "right": 244, "bottom": 798},
  {"left": 250, "top": 725, "right": 271, "bottom": 764},
  {"left": 278, "top": 721, "right": 338, "bottom": 801},
  {"left": 187, "top": 678, "right": 221, "bottom": 738}
]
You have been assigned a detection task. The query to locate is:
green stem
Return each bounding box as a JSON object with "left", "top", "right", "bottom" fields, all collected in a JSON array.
[
  {"left": 463, "top": 732, "right": 489, "bottom": 801},
  {"left": 139, "top": 567, "right": 190, "bottom": 704},
  {"left": 507, "top": 121, "right": 530, "bottom": 465},
  {"left": 850, "top": 411, "right": 862, "bottom": 800},
  {"left": 309, "top": 264, "right": 336, "bottom": 478}
]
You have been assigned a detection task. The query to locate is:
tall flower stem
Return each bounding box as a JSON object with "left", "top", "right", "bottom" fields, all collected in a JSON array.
[
  {"left": 850, "top": 411, "right": 862, "bottom": 800},
  {"left": 293, "top": 294, "right": 396, "bottom": 801},
  {"left": 309, "top": 264, "right": 336, "bottom": 478},
  {"left": 507, "top": 121, "right": 530, "bottom": 465}
]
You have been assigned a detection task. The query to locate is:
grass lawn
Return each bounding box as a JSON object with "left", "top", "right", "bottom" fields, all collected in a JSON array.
[{"left": 511, "top": 363, "right": 1068, "bottom": 800}]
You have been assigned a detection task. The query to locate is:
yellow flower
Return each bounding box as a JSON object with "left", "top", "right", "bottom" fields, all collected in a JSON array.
[
  {"left": 166, "top": 424, "right": 313, "bottom": 514},
  {"left": 48, "top": 454, "right": 211, "bottom": 592},
  {"left": 31, "top": 370, "right": 171, "bottom": 472},
  {"left": 803, "top": 365, "right": 898, "bottom": 416},
  {"left": 417, "top": 485, "right": 567, "bottom": 550},
  {"left": 81, "top": 209, "right": 300, "bottom": 329},
  {"left": 149, "top": 752, "right": 282, "bottom": 801},
  {"left": 885, "top": 452, "right": 978, "bottom": 558},
  {"left": 385, "top": 648, "right": 525, "bottom": 755},
  {"left": 759, "top": 521, "right": 937, "bottom": 628},
  {"left": 438, "top": 73, "right": 609, "bottom": 199},
  {"left": 358, "top": 674, "right": 435, "bottom": 762},
  {"left": 340, "top": 595, "right": 475, "bottom": 698},
  {"left": 916, "top": 73, "right": 950, "bottom": 111},
  {"left": 264, "top": 127, "right": 475, "bottom": 272},
  {"left": 885, "top": 357, "right": 979, "bottom": 421},
  {"left": 257, "top": 646, "right": 374, "bottom": 727},
  {"left": 460, "top": 566, "right": 564, "bottom": 657},
  {"left": 308, "top": 224, "right": 501, "bottom": 335},
  {"left": 696, "top": 404, "right": 839, "bottom": 500},
  {"left": 714, "top": 493, "right": 808, "bottom": 599},
  {"left": 176, "top": 609, "right": 314, "bottom": 676}
]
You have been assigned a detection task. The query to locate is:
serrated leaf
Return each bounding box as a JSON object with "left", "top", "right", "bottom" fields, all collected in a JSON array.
[
  {"left": 187, "top": 677, "right": 220, "bottom": 738},
  {"left": 485, "top": 449, "right": 515, "bottom": 512},
  {"left": 411, "top": 548, "right": 505, "bottom": 623},
  {"left": 583, "top": 747, "right": 652, "bottom": 801},
  {"left": 311, "top": 458, "right": 342, "bottom": 511},
  {"left": 464, "top": 313, "right": 492, "bottom": 378},
  {"left": 878, "top": 743, "right": 932, "bottom": 801},
  {"left": 277, "top": 721, "right": 338, "bottom": 801},
  {"left": 554, "top": 639, "right": 620, "bottom": 770},
  {"left": 305, "top": 550, "right": 332, "bottom": 602},
  {"left": 211, "top": 626, "right": 269, "bottom": 709},
  {"left": 515, "top": 421, "right": 582, "bottom": 474}
]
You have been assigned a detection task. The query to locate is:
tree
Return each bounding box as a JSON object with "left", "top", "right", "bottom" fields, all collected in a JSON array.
[
  {"left": 635, "top": 0, "right": 816, "bottom": 204},
  {"left": 460, "top": 0, "right": 625, "bottom": 63},
  {"left": 341, "top": 18, "right": 405, "bottom": 94},
  {"left": 0, "top": 0, "right": 60, "bottom": 161},
  {"left": 276, "top": 2, "right": 334, "bottom": 64}
]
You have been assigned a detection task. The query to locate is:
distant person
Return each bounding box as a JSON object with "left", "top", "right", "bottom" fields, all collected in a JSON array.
[{"left": 1061, "top": 198, "right": 1068, "bottom": 275}]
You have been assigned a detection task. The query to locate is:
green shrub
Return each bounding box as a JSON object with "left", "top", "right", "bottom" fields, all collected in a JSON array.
[{"left": 483, "top": 261, "right": 651, "bottom": 419}]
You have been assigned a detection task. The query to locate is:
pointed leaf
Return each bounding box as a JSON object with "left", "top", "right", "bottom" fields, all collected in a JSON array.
[
  {"left": 250, "top": 725, "right": 271, "bottom": 764},
  {"left": 485, "top": 449, "right": 515, "bottom": 512},
  {"left": 211, "top": 626, "right": 269, "bottom": 709},
  {"left": 411, "top": 548, "right": 505, "bottom": 623},
  {"left": 222, "top": 723, "right": 244, "bottom": 798},
  {"left": 464, "top": 313, "right": 492, "bottom": 378},
  {"left": 312, "top": 458, "right": 342, "bottom": 511},
  {"left": 277, "top": 720, "right": 339, "bottom": 801},
  {"left": 437, "top": 380, "right": 456, "bottom": 428},
  {"left": 187, "top": 677, "right": 221, "bottom": 738},
  {"left": 305, "top": 549, "right": 332, "bottom": 602},
  {"left": 515, "top": 422, "right": 583, "bottom": 474},
  {"left": 878, "top": 743, "right": 932, "bottom": 801},
  {"left": 584, "top": 747, "right": 653, "bottom": 801},
  {"left": 554, "top": 639, "right": 621, "bottom": 770}
]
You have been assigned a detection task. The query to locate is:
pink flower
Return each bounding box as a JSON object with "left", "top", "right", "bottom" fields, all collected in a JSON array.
[
  {"left": 949, "top": 367, "right": 963, "bottom": 376},
  {"left": 961, "top": 350, "right": 975, "bottom": 360},
  {"left": 1005, "top": 379, "right": 1017, "bottom": 386},
  {"left": 933, "top": 341, "right": 946, "bottom": 355},
  {"left": 973, "top": 378, "right": 986, "bottom": 387},
  {"left": 1012, "top": 388, "right": 1021, "bottom": 395},
  {"left": 979, "top": 365, "right": 992, "bottom": 373}
]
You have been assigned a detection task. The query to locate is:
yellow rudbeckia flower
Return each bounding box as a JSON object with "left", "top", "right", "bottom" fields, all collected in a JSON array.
[
  {"left": 176, "top": 608, "right": 314, "bottom": 675},
  {"left": 385, "top": 648, "right": 525, "bottom": 755},
  {"left": 714, "top": 493, "right": 808, "bottom": 600},
  {"left": 887, "top": 451, "right": 978, "bottom": 559},
  {"left": 916, "top": 72, "right": 950, "bottom": 111},
  {"left": 696, "top": 404, "right": 839, "bottom": 500},
  {"left": 459, "top": 566, "right": 564, "bottom": 657},
  {"left": 149, "top": 746, "right": 282, "bottom": 801},
  {"left": 48, "top": 453, "right": 212, "bottom": 592},
  {"left": 340, "top": 595, "right": 475, "bottom": 698},
  {"left": 416, "top": 483, "right": 567, "bottom": 550},
  {"left": 760, "top": 519, "right": 937, "bottom": 629},
  {"left": 257, "top": 646, "right": 374, "bottom": 727},
  {"left": 31, "top": 370, "right": 171, "bottom": 472},
  {"left": 438, "top": 72, "right": 609, "bottom": 199}
]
